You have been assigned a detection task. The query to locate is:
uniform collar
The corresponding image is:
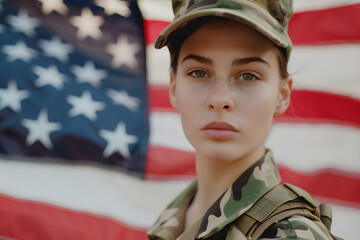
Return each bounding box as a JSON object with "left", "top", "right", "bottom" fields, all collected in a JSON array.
[{"left": 147, "top": 149, "right": 281, "bottom": 240}]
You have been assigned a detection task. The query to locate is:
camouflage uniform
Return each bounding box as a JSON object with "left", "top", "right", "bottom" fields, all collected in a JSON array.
[{"left": 147, "top": 150, "right": 335, "bottom": 240}]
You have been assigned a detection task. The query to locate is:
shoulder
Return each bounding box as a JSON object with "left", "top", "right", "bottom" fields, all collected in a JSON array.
[{"left": 259, "top": 215, "right": 334, "bottom": 240}]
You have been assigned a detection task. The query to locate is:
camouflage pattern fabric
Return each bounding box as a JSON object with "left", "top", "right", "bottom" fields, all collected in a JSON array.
[
  {"left": 260, "top": 215, "right": 334, "bottom": 239},
  {"left": 147, "top": 150, "right": 334, "bottom": 240},
  {"left": 155, "top": 0, "right": 293, "bottom": 60}
]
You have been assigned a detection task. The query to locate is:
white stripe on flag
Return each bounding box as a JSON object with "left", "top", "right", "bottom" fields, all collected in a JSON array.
[
  {"left": 138, "top": 0, "right": 173, "bottom": 21},
  {"left": 268, "top": 123, "right": 360, "bottom": 172},
  {"left": 289, "top": 44, "right": 360, "bottom": 99},
  {"left": 331, "top": 204, "right": 360, "bottom": 240},
  {"left": 293, "top": 0, "right": 360, "bottom": 12},
  {"left": 0, "top": 158, "right": 189, "bottom": 228}
]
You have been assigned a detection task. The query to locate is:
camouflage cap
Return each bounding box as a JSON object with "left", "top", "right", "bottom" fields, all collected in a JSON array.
[{"left": 155, "top": 0, "right": 294, "bottom": 60}]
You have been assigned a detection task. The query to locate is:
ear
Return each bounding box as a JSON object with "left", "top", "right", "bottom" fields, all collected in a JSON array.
[
  {"left": 169, "top": 70, "right": 179, "bottom": 111},
  {"left": 274, "top": 77, "right": 293, "bottom": 115}
]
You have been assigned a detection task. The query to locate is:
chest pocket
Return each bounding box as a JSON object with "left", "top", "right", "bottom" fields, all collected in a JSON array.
[{"left": 231, "top": 183, "right": 343, "bottom": 240}]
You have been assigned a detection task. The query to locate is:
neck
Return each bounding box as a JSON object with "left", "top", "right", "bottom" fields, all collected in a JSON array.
[{"left": 192, "top": 146, "right": 265, "bottom": 217}]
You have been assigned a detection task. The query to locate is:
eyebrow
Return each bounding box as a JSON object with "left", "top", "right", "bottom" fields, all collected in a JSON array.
[
  {"left": 232, "top": 57, "right": 270, "bottom": 67},
  {"left": 181, "top": 54, "right": 213, "bottom": 65},
  {"left": 181, "top": 54, "right": 270, "bottom": 68}
]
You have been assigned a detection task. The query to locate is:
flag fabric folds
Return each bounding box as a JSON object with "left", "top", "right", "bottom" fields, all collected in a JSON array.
[{"left": 0, "top": 0, "right": 359, "bottom": 240}]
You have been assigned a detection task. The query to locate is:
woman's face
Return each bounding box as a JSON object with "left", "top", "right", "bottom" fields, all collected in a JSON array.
[{"left": 170, "top": 19, "right": 292, "bottom": 162}]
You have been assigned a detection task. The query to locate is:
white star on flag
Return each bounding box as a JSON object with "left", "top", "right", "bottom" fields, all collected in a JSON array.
[
  {"left": 0, "top": 80, "right": 30, "bottom": 112},
  {"left": 6, "top": 9, "right": 40, "bottom": 37},
  {"left": 99, "top": 122, "right": 137, "bottom": 159},
  {"left": 33, "top": 65, "right": 67, "bottom": 89},
  {"left": 39, "top": 36, "right": 74, "bottom": 62},
  {"left": 95, "top": 0, "right": 131, "bottom": 17},
  {"left": 107, "top": 89, "right": 140, "bottom": 112},
  {"left": 70, "top": 8, "right": 104, "bottom": 40},
  {"left": 22, "top": 110, "right": 61, "bottom": 149},
  {"left": 106, "top": 35, "right": 139, "bottom": 69},
  {"left": 67, "top": 91, "right": 105, "bottom": 121},
  {"left": 2, "top": 41, "right": 37, "bottom": 62},
  {"left": 37, "top": 0, "right": 68, "bottom": 15},
  {"left": 72, "top": 61, "right": 107, "bottom": 87}
]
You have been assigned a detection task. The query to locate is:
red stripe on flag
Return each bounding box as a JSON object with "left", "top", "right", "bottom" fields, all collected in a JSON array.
[
  {"left": 288, "top": 4, "right": 360, "bottom": 45},
  {"left": 143, "top": 20, "right": 169, "bottom": 45},
  {"left": 278, "top": 165, "right": 360, "bottom": 208},
  {"left": 0, "top": 194, "right": 147, "bottom": 240},
  {"left": 145, "top": 146, "right": 360, "bottom": 207},
  {"left": 149, "top": 86, "right": 360, "bottom": 128},
  {"left": 279, "top": 89, "right": 360, "bottom": 128},
  {"left": 145, "top": 146, "right": 196, "bottom": 177},
  {"left": 144, "top": 4, "right": 360, "bottom": 45},
  {"left": 149, "top": 85, "right": 174, "bottom": 112}
]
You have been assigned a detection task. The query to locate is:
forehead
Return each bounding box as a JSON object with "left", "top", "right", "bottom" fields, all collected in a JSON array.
[{"left": 179, "top": 19, "right": 278, "bottom": 60}]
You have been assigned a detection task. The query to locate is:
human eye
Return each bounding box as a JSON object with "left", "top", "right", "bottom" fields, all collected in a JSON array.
[
  {"left": 188, "top": 69, "right": 209, "bottom": 79},
  {"left": 237, "top": 72, "right": 259, "bottom": 82}
]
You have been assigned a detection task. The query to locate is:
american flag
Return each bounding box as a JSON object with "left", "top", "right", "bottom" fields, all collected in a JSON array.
[{"left": 0, "top": 0, "right": 359, "bottom": 240}]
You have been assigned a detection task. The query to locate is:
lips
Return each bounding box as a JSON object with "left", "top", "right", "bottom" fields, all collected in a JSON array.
[{"left": 202, "top": 121, "right": 238, "bottom": 140}]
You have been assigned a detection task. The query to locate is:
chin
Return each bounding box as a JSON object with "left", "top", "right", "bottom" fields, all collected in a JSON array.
[
  {"left": 194, "top": 138, "right": 266, "bottom": 162},
  {"left": 196, "top": 143, "right": 249, "bottom": 162}
]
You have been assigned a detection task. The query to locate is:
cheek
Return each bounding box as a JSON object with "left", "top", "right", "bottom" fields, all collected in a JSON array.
[
  {"left": 175, "top": 79, "right": 205, "bottom": 114},
  {"left": 238, "top": 84, "right": 279, "bottom": 129},
  {"left": 175, "top": 83, "right": 203, "bottom": 132}
]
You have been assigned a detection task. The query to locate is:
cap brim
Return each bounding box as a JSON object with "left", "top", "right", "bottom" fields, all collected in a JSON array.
[{"left": 155, "top": 7, "right": 292, "bottom": 59}]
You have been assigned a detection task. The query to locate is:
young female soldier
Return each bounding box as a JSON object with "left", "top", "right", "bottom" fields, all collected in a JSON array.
[{"left": 148, "top": 1, "right": 340, "bottom": 239}]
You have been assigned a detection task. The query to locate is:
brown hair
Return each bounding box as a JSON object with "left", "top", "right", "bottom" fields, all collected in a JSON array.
[{"left": 167, "top": 16, "right": 290, "bottom": 79}]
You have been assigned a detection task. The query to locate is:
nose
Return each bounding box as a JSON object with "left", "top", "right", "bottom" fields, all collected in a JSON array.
[{"left": 207, "top": 78, "right": 234, "bottom": 111}]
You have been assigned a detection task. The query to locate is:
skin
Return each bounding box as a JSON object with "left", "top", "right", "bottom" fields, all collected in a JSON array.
[{"left": 168, "top": 19, "right": 293, "bottom": 230}]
